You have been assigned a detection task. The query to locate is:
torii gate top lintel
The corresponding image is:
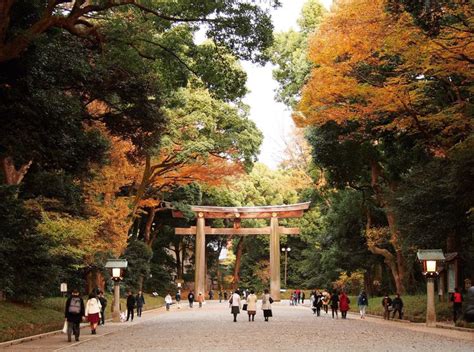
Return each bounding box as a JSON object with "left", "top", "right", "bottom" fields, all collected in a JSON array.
[{"left": 172, "top": 201, "right": 310, "bottom": 219}]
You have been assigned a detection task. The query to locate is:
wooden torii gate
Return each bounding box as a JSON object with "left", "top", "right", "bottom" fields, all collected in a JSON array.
[{"left": 172, "top": 202, "right": 310, "bottom": 301}]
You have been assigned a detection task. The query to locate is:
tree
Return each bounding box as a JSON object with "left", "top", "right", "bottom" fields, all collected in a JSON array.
[
  {"left": 269, "top": 0, "right": 326, "bottom": 108},
  {"left": 0, "top": 0, "right": 278, "bottom": 64},
  {"left": 0, "top": 186, "right": 56, "bottom": 301}
]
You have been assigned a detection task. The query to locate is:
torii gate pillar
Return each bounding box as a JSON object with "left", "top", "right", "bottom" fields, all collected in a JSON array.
[
  {"left": 270, "top": 215, "right": 281, "bottom": 301},
  {"left": 195, "top": 214, "right": 206, "bottom": 295}
]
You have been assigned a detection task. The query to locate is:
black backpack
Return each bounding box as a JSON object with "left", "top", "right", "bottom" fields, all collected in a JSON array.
[{"left": 69, "top": 297, "right": 81, "bottom": 314}]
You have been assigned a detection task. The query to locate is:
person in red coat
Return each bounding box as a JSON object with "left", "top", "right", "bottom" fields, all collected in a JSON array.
[{"left": 339, "top": 291, "right": 350, "bottom": 319}]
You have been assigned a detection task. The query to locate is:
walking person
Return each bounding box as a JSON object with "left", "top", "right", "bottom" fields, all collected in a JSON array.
[
  {"left": 136, "top": 291, "right": 145, "bottom": 317},
  {"left": 301, "top": 291, "right": 306, "bottom": 304},
  {"left": 165, "top": 293, "right": 172, "bottom": 311},
  {"left": 382, "top": 294, "right": 392, "bottom": 320},
  {"left": 98, "top": 291, "right": 107, "bottom": 325},
  {"left": 218, "top": 291, "right": 223, "bottom": 303},
  {"left": 126, "top": 291, "right": 136, "bottom": 321},
  {"left": 391, "top": 293, "right": 404, "bottom": 319},
  {"left": 314, "top": 290, "right": 323, "bottom": 316},
  {"left": 322, "top": 290, "right": 330, "bottom": 314},
  {"left": 330, "top": 291, "right": 339, "bottom": 319},
  {"left": 229, "top": 290, "right": 241, "bottom": 322},
  {"left": 198, "top": 292, "right": 204, "bottom": 308},
  {"left": 261, "top": 288, "right": 273, "bottom": 322},
  {"left": 85, "top": 292, "right": 102, "bottom": 334},
  {"left": 188, "top": 291, "right": 195, "bottom": 308},
  {"left": 247, "top": 289, "right": 257, "bottom": 322},
  {"left": 176, "top": 291, "right": 181, "bottom": 309},
  {"left": 339, "top": 291, "right": 350, "bottom": 319},
  {"left": 451, "top": 287, "right": 463, "bottom": 323},
  {"left": 64, "top": 289, "right": 85, "bottom": 342},
  {"left": 357, "top": 290, "right": 368, "bottom": 319},
  {"left": 224, "top": 291, "right": 228, "bottom": 301},
  {"left": 209, "top": 290, "right": 214, "bottom": 300}
]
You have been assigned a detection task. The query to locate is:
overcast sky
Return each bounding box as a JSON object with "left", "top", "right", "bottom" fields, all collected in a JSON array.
[{"left": 243, "top": 0, "right": 332, "bottom": 169}]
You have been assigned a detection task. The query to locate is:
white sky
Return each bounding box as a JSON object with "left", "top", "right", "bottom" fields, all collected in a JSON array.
[{"left": 243, "top": 0, "right": 332, "bottom": 169}]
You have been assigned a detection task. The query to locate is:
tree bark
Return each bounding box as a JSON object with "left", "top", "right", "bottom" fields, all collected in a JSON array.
[
  {"left": 232, "top": 237, "right": 244, "bottom": 289},
  {"left": 1, "top": 156, "right": 32, "bottom": 185},
  {"left": 143, "top": 207, "right": 157, "bottom": 247}
]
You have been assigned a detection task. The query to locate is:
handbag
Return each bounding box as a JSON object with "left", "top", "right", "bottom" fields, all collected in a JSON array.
[
  {"left": 62, "top": 320, "right": 68, "bottom": 334},
  {"left": 242, "top": 304, "right": 248, "bottom": 311},
  {"left": 269, "top": 297, "right": 274, "bottom": 304}
]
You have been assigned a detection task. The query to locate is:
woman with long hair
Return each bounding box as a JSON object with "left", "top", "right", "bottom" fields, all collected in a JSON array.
[{"left": 85, "top": 292, "right": 102, "bottom": 334}]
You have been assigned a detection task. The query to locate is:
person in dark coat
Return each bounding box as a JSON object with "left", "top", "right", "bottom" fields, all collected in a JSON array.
[
  {"left": 136, "top": 291, "right": 145, "bottom": 317},
  {"left": 126, "top": 291, "right": 136, "bottom": 321},
  {"left": 312, "top": 290, "right": 323, "bottom": 316},
  {"left": 65, "top": 289, "right": 85, "bottom": 342},
  {"left": 98, "top": 291, "right": 107, "bottom": 325},
  {"left": 391, "top": 293, "right": 403, "bottom": 319},
  {"left": 382, "top": 294, "right": 393, "bottom": 320},
  {"left": 330, "top": 291, "right": 339, "bottom": 319},
  {"left": 188, "top": 291, "right": 195, "bottom": 308},
  {"left": 464, "top": 286, "right": 474, "bottom": 322}
]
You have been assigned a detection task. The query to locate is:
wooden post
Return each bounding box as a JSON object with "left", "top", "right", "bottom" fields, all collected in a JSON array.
[
  {"left": 195, "top": 214, "right": 206, "bottom": 296},
  {"left": 270, "top": 214, "right": 281, "bottom": 301}
]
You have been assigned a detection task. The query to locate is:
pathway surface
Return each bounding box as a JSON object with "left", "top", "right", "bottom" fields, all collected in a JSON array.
[{"left": 2, "top": 301, "right": 473, "bottom": 352}]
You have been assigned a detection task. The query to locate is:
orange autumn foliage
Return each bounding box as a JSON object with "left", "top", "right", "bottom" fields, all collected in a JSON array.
[
  {"left": 295, "top": 0, "right": 473, "bottom": 150},
  {"left": 84, "top": 123, "right": 141, "bottom": 255}
]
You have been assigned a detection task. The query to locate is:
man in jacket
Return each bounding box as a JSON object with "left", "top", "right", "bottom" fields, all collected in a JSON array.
[
  {"left": 126, "top": 291, "right": 136, "bottom": 322},
  {"left": 64, "top": 289, "right": 85, "bottom": 342},
  {"left": 98, "top": 291, "right": 107, "bottom": 325},
  {"left": 136, "top": 291, "right": 145, "bottom": 317},
  {"left": 188, "top": 291, "right": 195, "bottom": 308},
  {"left": 391, "top": 293, "right": 404, "bottom": 319}
]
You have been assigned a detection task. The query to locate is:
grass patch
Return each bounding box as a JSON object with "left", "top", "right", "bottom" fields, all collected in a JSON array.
[
  {"left": 348, "top": 295, "right": 452, "bottom": 323},
  {"left": 0, "top": 294, "right": 164, "bottom": 343}
]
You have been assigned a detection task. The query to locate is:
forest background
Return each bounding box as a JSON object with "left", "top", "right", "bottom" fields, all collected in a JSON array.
[{"left": 0, "top": 0, "right": 472, "bottom": 303}]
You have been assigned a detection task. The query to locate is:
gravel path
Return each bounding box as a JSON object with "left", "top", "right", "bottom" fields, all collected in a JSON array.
[{"left": 63, "top": 301, "right": 473, "bottom": 352}]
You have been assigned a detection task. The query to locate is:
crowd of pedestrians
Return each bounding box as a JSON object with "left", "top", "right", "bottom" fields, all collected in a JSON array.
[{"left": 62, "top": 285, "right": 470, "bottom": 343}]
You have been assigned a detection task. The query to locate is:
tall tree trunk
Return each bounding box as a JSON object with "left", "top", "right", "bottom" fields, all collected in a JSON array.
[
  {"left": 232, "top": 237, "right": 244, "bottom": 290},
  {"left": 143, "top": 207, "right": 157, "bottom": 247},
  {"left": 174, "top": 239, "right": 182, "bottom": 280}
]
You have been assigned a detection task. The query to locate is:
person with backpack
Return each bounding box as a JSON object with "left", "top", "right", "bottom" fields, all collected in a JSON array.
[
  {"left": 381, "top": 294, "right": 393, "bottom": 320},
  {"left": 330, "top": 291, "right": 339, "bottom": 319},
  {"left": 98, "top": 291, "right": 107, "bottom": 325},
  {"left": 451, "top": 287, "right": 463, "bottom": 323},
  {"left": 175, "top": 291, "right": 181, "bottom": 309},
  {"left": 64, "top": 289, "right": 85, "bottom": 342},
  {"left": 85, "top": 292, "right": 102, "bottom": 334}
]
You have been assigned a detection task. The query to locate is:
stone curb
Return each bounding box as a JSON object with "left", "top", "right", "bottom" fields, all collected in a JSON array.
[
  {"left": 435, "top": 323, "right": 474, "bottom": 333},
  {"left": 363, "top": 313, "right": 473, "bottom": 332},
  {"left": 0, "top": 305, "right": 164, "bottom": 348}
]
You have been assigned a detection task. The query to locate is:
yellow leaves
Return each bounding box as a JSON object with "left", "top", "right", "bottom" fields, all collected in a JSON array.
[{"left": 366, "top": 226, "right": 391, "bottom": 248}]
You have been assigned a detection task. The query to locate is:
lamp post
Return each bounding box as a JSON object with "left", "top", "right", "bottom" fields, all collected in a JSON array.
[
  {"left": 105, "top": 259, "right": 128, "bottom": 323},
  {"left": 281, "top": 247, "right": 291, "bottom": 288},
  {"left": 417, "top": 249, "right": 445, "bottom": 327}
]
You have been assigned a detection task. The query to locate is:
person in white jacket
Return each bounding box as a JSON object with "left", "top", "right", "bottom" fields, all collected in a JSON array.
[
  {"left": 85, "top": 292, "right": 102, "bottom": 334},
  {"left": 229, "top": 290, "right": 241, "bottom": 322},
  {"left": 165, "top": 293, "right": 172, "bottom": 311}
]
